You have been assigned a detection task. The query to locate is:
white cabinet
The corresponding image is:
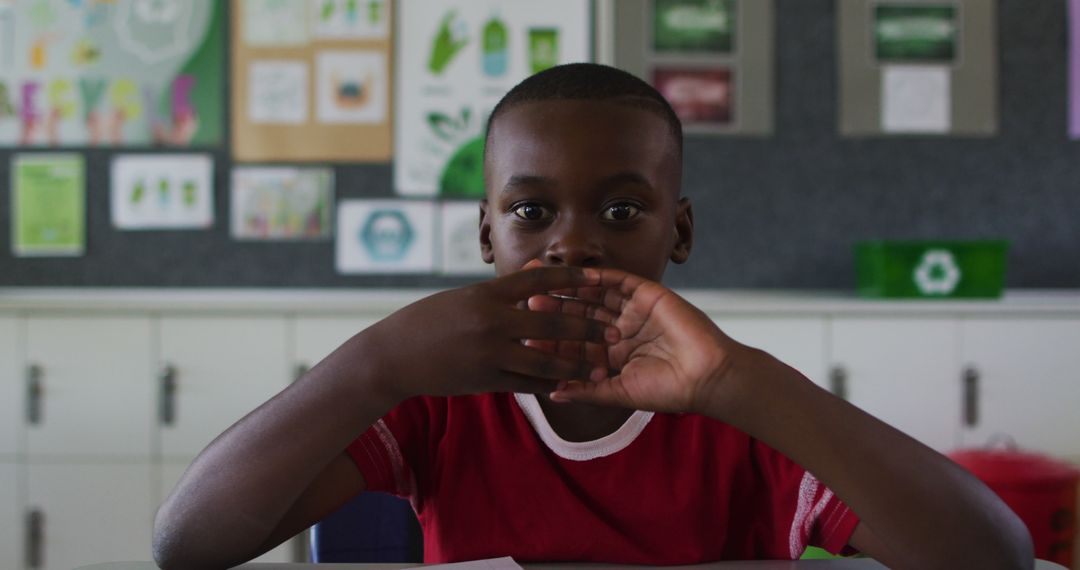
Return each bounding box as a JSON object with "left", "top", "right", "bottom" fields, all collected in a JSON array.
[
  {"left": 0, "top": 462, "right": 19, "bottom": 570},
  {"left": 0, "top": 317, "right": 20, "bottom": 457},
  {"left": 158, "top": 317, "right": 289, "bottom": 459},
  {"left": 26, "top": 462, "right": 153, "bottom": 570},
  {"left": 712, "top": 316, "right": 829, "bottom": 389},
  {"left": 959, "top": 317, "right": 1080, "bottom": 457},
  {"left": 293, "top": 316, "right": 380, "bottom": 373},
  {"left": 25, "top": 317, "right": 154, "bottom": 458},
  {"left": 829, "top": 317, "right": 961, "bottom": 451}
]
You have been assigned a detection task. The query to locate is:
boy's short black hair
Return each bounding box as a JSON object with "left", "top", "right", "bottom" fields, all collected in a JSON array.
[{"left": 484, "top": 62, "right": 683, "bottom": 155}]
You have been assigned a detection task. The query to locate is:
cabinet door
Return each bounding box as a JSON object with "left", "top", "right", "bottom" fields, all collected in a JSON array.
[
  {"left": 0, "top": 316, "right": 20, "bottom": 457},
  {"left": 829, "top": 317, "right": 960, "bottom": 451},
  {"left": 26, "top": 462, "right": 153, "bottom": 570},
  {"left": 159, "top": 461, "right": 298, "bottom": 563},
  {"left": 0, "top": 462, "right": 19, "bottom": 570},
  {"left": 159, "top": 317, "right": 289, "bottom": 459},
  {"left": 711, "top": 316, "right": 828, "bottom": 389},
  {"left": 25, "top": 316, "right": 154, "bottom": 457},
  {"left": 294, "top": 316, "right": 380, "bottom": 375},
  {"left": 959, "top": 318, "right": 1080, "bottom": 457}
]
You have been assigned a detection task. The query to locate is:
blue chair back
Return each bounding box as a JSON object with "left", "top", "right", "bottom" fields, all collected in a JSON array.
[{"left": 310, "top": 492, "right": 423, "bottom": 563}]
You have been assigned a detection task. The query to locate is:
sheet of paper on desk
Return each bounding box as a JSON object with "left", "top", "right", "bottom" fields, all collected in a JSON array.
[{"left": 427, "top": 557, "right": 522, "bottom": 570}]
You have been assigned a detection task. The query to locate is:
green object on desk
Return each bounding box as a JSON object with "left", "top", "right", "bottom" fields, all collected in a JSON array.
[{"left": 855, "top": 240, "right": 1008, "bottom": 299}]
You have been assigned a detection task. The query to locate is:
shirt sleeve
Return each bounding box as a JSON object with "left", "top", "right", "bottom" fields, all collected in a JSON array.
[
  {"left": 752, "top": 439, "right": 861, "bottom": 558},
  {"left": 345, "top": 396, "right": 444, "bottom": 503}
]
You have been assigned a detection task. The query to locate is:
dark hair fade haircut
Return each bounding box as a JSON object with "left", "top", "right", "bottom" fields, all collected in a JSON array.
[{"left": 484, "top": 62, "right": 684, "bottom": 157}]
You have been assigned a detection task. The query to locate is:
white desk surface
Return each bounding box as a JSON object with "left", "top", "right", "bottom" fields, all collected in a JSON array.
[{"left": 74, "top": 559, "right": 1068, "bottom": 570}]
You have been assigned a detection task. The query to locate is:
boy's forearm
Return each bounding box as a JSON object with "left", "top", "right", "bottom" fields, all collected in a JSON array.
[
  {"left": 705, "top": 348, "right": 1033, "bottom": 570},
  {"left": 153, "top": 328, "right": 402, "bottom": 569}
]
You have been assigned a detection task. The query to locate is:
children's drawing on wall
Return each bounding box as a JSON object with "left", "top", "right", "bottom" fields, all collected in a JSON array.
[
  {"left": 336, "top": 200, "right": 435, "bottom": 274},
  {"left": 653, "top": 67, "right": 734, "bottom": 126},
  {"left": 231, "top": 167, "right": 334, "bottom": 241},
  {"left": 248, "top": 60, "right": 309, "bottom": 124},
  {"left": 110, "top": 154, "right": 214, "bottom": 229},
  {"left": 312, "top": 0, "right": 388, "bottom": 40},
  {"left": 0, "top": 0, "right": 224, "bottom": 147}
]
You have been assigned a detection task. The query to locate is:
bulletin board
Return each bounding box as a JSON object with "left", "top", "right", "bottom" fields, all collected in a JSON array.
[
  {"left": 612, "top": 0, "right": 775, "bottom": 135},
  {"left": 230, "top": 0, "right": 393, "bottom": 162},
  {"left": 1, "top": 0, "right": 1078, "bottom": 289}
]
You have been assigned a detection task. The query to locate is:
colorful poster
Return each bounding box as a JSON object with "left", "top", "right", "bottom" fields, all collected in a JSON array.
[
  {"left": 0, "top": 0, "right": 224, "bottom": 147},
  {"left": 110, "top": 154, "right": 213, "bottom": 230},
  {"left": 874, "top": 5, "right": 957, "bottom": 63},
  {"left": 12, "top": 153, "right": 85, "bottom": 256},
  {"left": 652, "top": 0, "right": 736, "bottom": 54},
  {"left": 231, "top": 167, "right": 334, "bottom": 241},
  {"left": 232, "top": 0, "right": 393, "bottom": 162},
  {"left": 440, "top": 201, "right": 494, "bottom": 276},
  {"left": 653, "top": 67, "right": 734, "bottom": 125},
  {"left": 396, "top": 0, "right": 591, "bottom": 197},
  {"left": 336, "top": 200, "right": 436, "bottom": 274}
]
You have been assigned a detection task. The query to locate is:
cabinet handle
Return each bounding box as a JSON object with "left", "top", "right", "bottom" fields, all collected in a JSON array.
[
  {"left": 26, "top": 364, "right": 43, "bottom": 425},
  {"left": 963, "top": 366, "right": 980, "bottom": 428},
  {"left": 293, "top": 363, "right": 309, "bottom": 383},
  {"left": 159, "top": 363, "right": 178, "bottom": 426},
  {"left": 26, "top": 508, "right": 44, "bottom": 570},
  {"left": 828, "top": 365, "right": 848, "bottom": 401}
]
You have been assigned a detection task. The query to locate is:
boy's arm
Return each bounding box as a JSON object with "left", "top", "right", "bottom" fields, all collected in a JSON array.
[
  {"left": 153, "top": 267, "right": 616, "bottom": 570},
  {"left": 546, "top": 270, "right": 1034, "bottom": 570}
]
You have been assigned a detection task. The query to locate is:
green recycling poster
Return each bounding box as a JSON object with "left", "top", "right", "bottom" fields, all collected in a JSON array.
[
  {"left": 0, "top": 0, "right": 224, "bottom": 147},
  {"left": 395, "top": 0, "right": 591, "bottom": 197},
  {"left": 12, "top": 153, "right": 86, "bottom": 256}
]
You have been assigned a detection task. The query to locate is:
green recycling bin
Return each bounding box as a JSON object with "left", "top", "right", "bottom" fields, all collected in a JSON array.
[{"left": 855, "top": 240, "right": 1008, "bottom": 299}]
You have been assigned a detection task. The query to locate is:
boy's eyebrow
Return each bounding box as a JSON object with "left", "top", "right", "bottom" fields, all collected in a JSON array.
[
  {"left": 503, "top": 172, "right": 654, "bottom": 193},
  {"left": 502, "top": 174, "right": 557, "bottom": 192}
]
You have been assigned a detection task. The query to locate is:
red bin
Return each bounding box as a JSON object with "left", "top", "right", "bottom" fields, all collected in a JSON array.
[{"left": 950, "top": 448, "right": 1080, "bottom": 567}]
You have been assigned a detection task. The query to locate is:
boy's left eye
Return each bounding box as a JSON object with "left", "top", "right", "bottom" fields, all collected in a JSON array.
[{"left": 602, "top": 203, "right": 641, "bottom": 221}]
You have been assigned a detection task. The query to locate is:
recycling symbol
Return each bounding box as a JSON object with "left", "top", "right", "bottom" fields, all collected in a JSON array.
[{"left": 914, "top": 249, "right": 961, "bottom": 295}]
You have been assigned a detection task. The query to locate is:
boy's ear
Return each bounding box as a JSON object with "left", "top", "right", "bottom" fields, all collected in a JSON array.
[
  {"left": 479, "top": 200, "right": 495, "bottom": 264},
  {"left": 670, "top": 197, "right": 693, "bottom": 264}
]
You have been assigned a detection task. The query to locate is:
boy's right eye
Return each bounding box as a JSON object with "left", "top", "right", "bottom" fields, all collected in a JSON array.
[{"left": 511, "top": 202, "right": 553, "bottom": 221}]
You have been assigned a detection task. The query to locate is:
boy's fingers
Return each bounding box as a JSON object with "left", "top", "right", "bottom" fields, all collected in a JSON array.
[
  {"left": 498, "top": 371, "right": 560, "bottom": 396},
  {"left": 549, "top": 377, "right": 631, "bottom": 408},
  {"left": 500, "top": 344, "right": 600, "bottom": 381},
  {"left": 511, "top": 310, "right": 617, "bottom": 344},
  {"left": 523, "top": 338, "right": 557, "bottom": 353},
  {"left": 490, "top": 266, "right": 599, "bottom": 302},
  {"left": 527, "top": 294, "right": 619, "bottom": 324}
]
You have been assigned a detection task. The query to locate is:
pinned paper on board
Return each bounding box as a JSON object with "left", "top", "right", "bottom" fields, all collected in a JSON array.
[
  {"left": 311, "top": 0, "right": 389, "bottom": 40},
  {"left": 316, "top": 50, "right": 387, "bottom": 124},
  {"left": 336, "top": 200, "right": 436, "bottom": 274},
  {"left": 652, "top": 0, "right": 737, "bottom": 55},
  {"left": 874, "top": 4, "right": 957, "bottom": 64},
  {"left": 881, "top": 65, "right": 950, "bottom": 133},
  {"left": 0, "top": 0, "right": 224, "bottom": 147},
  {"left": 653, "top": 67, "right": 734, "bottom": 126},
  {"left": 440, "top": 201, "right": 494, "bottom": 276},
  {"left": 248, "top": 60, "right": 309, "bottom": 124},
  {"left": 396, "top": 0, "right": 591, "bottom": 197},
  {"left": 231, "top": 167, "right": 334, "bottom": 241},
  {"left": 110, "top": 154, "right": 214, "bottom": 230},
  {"left": 243, "top": 0, "right": 310, "bottom": 46},
  {"left": 12, "top": 153, "right": 86, "bottom": 257}
]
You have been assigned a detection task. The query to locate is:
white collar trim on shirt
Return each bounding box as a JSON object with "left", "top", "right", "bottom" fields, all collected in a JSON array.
[{"left": 512, "top": 393, "right": 654, "bottom": 461}]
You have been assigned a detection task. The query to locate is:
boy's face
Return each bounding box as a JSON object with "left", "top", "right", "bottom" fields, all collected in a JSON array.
[{"left": 480, "top": 100, "right": 692, "bottom": 281}]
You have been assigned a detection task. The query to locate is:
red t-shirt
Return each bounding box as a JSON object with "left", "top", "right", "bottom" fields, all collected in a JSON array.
[{"left": 346, "top": 392, "right": 859, "bottom": 564}]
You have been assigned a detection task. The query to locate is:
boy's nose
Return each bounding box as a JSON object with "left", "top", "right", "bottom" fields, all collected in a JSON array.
[{"left": 544, "top": 224, "right": 603, "bottom": 268}]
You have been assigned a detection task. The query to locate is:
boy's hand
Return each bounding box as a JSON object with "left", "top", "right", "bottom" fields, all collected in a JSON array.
[
  {"left": 367, "top": 266, "right": 618, "bottom": 402},
  {"left": 541, "top": 268, "right": 744, "bottom": 414}
]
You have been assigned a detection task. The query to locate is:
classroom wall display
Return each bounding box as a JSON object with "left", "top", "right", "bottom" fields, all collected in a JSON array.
[
  {"left": 336, "top": 200, "right": 436, "bottom": 274},
  {"left": 111, "top": 154, "right": 214, "bottom": 230},
  {"left": 231, "top": 166, "right": 334, "bottom": 241},
  {"left": 611, "top": 0, "right": 774, "bottom": 135},
  {"left": 11, "top": 153, "right": 85, "bottom": 257},
  {"left": 838, "top": 0, "right": 997, "bottom": 136},
  {"left": 232, "top": 0, "right": 393, "bottom": 162},
  {"left": 439, "top": 201, "right": 494, "bottom": 276},
  {"left": 0, "top": 0, "right": 224, "bottom": 147},
  {"left": 395, "top": 0, "right": 592, "bottom": 197}
]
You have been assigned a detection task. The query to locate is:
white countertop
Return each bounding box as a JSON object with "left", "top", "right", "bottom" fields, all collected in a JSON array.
[{"left": 0, "top": 287, "right": 1078, "bottom": 315}]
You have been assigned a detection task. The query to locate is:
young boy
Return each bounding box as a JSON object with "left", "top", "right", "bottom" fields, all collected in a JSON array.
[{"left": 153, "top": 64, "right": 1032, "bottom": 570}]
